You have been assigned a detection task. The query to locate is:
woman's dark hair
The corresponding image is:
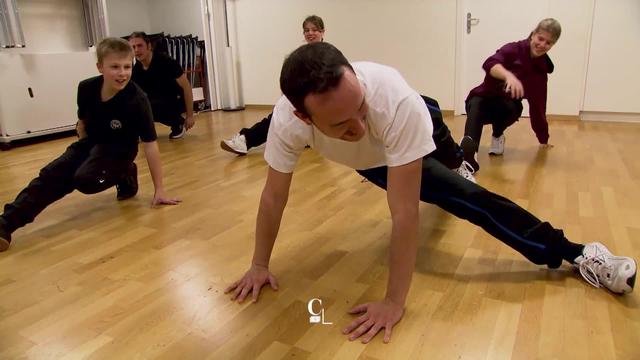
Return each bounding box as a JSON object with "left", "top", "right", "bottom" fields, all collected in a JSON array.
[{"left": 303, "top": 15, "right": 324, "bottom": 31}]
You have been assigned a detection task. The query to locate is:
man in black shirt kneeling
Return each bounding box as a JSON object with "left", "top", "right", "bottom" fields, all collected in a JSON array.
[{"left": 129, "top": 32, "right": 195, "bottom": 139}]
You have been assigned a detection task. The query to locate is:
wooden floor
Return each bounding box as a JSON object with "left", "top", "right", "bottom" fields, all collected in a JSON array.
[{"left": 1, "top": 109, "right": 639, "bottom": 359}]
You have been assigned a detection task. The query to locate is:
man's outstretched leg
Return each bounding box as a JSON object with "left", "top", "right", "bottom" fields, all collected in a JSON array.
[{"left": 357, "top": 157, "right": 637, "bottom": 294}]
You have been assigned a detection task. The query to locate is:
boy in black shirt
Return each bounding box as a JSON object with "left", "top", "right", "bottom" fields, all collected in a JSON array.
[
  {"left": 0, "top": 37, "right": 180, "bottom": 252},
  {"left": 129, "top": 32, "right": 195, "bottom": 139}
]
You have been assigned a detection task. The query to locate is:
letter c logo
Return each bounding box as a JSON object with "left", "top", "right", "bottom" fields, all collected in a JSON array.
[{"left": 308, "top": 298, "right": 322, "bottom": 316}]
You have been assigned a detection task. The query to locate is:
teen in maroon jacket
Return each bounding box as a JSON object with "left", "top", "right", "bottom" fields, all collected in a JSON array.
[{"left": 461, "top": 18, "right": 561, "bottom": 172}]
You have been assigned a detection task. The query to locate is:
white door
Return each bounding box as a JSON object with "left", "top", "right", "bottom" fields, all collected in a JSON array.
[{"left": 454, "top": 0, "right": 549, "bottom": 115}]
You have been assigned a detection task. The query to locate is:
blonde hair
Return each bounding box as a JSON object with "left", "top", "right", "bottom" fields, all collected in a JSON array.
[
  {"left": 96, "top": 37, "right": 133, "bottom": 64},
  {"left": 532, "top": 18, "right": 561, "bottom": 43}
]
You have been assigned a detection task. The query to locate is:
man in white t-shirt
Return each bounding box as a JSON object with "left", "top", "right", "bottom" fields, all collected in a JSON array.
[{"left": 225, "top": 42, "right": 636, "bottom": 344}]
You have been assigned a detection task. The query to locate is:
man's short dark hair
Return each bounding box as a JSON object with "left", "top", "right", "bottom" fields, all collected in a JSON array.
[
  {"left": 129, "top": 31, "right": 151, "bottom": 45},
  {"left": 279, "top": 42, "right": 353, "bottom": 117}
]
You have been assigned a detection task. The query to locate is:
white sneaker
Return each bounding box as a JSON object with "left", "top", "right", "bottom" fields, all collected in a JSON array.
[
  {"left": 574, "top": 242, "right": 637, "bottom": 294},
  {"left": 220, "top": 134, "right": 248, "bottom": 155},
  {"left": 456, "top": 161, "right": 477, "bottom": 183},
  {"left": 488, "top": 134, "right": 505, "bottom": 155}
]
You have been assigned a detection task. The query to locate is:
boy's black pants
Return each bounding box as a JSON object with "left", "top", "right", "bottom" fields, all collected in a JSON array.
[{"left": 0, "top": 139, "right": 137, "bottom": 233}]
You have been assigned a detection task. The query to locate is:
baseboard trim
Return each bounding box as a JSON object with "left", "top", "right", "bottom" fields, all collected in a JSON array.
[
  {"left": 547, "top": 114, "right": 579, "bottom": 121},
  {"left": 244, "top": 104, "right": 274, "bottom": 111},
  {"left": 580, "top": 111, "right": 640, "bottom": 123}
]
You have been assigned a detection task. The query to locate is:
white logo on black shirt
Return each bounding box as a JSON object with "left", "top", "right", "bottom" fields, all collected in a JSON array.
[{"left": 110, "top": 119, "right": 122, "bottom": 130}]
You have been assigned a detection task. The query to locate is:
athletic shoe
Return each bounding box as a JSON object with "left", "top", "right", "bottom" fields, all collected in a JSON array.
[
  {"left": 0, "top": 219, "right": 11, "bottom": 252},
  {"left": 460, "top": 136, "right": 480, "bottom": 172},
  {"left": 574, "top": 242, "right": 637, "bottom": 294},
  {"left": 220, "top": 134, "right": 248, "bottom": 155},
  {"left": 116, "top": 162, "right": 139, "bottom": 201},
  {"left": 456, "top": 161, "right": 477, "bottom": 183},
  {"left": 169, "top": 124, "right": 186, "bottom": 139},
  {"left": 488, "top": 134, "right": 505, "bottom": 155}
]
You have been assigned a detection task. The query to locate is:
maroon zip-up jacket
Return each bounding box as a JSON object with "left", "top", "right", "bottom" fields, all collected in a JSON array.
[{"left": 467, "top": 39, "right": 554, "bottom": 144}]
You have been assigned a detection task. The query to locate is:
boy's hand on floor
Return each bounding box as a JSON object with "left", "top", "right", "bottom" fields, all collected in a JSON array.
[{"left": 151, "top": 191, "right": 182, "bottom": 207}]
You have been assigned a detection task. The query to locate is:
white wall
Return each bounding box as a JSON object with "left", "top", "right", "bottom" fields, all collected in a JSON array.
[
  {"left": 545, "top": 0, "right": 594, "bottom": 116},
  {"left": 107, "top": 0, "right": 203, "bottom": 39},
  {"left": 14, "top": 0, "right": 87, "bottom": 52},
  {"left": 8, "top": 0, "right": 639, "bottom": 116},
  {"left": 232, "top": 0, "right": 457, "bottom": 108},
  {"left": 232, "top": 0, "right": 639, "bottom": 118},
  {"left": 583, "top": 0, "right": 640, "bottom": 113},
  {"left": 106, "top": 0, "right": 151, "bottom": 37},
  {"left": 148, "top": 0, "right": 204, "bottom": 39}
]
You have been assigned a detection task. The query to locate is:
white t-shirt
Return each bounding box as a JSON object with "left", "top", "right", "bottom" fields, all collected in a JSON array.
[{"left": 264, "top": 62, "right": 436, "bottom": 173}]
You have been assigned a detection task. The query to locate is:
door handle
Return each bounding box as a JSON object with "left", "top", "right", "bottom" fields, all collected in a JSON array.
[{"left": 467, "top": 12, "right": 480, "bottom": 34}]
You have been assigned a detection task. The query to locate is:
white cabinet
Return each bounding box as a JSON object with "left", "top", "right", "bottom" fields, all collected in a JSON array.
[{"left": 0, "top": 52, "right": 97, "bottom": 147}]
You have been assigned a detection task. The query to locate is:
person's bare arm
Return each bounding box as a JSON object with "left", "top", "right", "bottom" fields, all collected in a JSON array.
[
  {"left": 384, "top": 158, "right": 422, "bottom": 306},
  {"left": 225, "top": 166, "right": 293, "bottom": 302},
  {"left": 343, "top": 158, "right": 422, "bottom": 343},
  {"left": 76, "top": 119, "right": 88, "bottom": 139},
  {"left": 142, "top": 140, "right": 181, "bottom": 207}
]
